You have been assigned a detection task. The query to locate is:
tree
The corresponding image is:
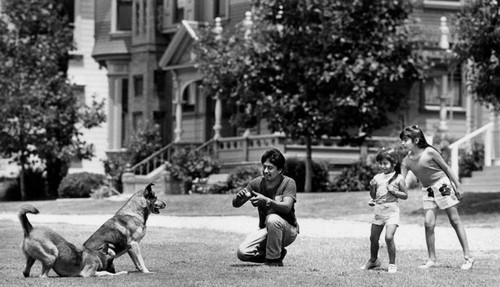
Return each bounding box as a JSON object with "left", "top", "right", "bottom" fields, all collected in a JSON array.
[
  {"left": 454, "top": 0, "right": 500, "bottom": 111},
  {"left": 0, "top": 0, "right": 105, "bottom": 199},
  {"left": 195, "top": 0, "right": 424, "bottom": 192}
]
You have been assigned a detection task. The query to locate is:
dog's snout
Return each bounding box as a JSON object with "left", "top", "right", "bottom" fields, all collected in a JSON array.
[{"left": 155, "top": 200, "right": 166, "bottom": 209}]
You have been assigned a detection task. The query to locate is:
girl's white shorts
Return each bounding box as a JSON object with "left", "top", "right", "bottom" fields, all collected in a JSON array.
[
  {"left": 422, "top": 178, "right": 460, "bottom": 210},
  {"left": 371, "top": 202, "right": 400, "bottom": 226}
]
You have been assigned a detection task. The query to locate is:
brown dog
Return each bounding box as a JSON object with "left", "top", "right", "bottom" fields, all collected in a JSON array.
[
  {"left": 83, "top": 183, "right": 166, "bottom": 273},
  {"left": 18, "top": 204, "right": 126, "bottom": 277}
]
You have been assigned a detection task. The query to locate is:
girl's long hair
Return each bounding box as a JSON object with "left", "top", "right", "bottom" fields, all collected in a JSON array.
[
  {"left": 376, "top": 147, "right": 401, "bottom": 185},
  {"left": 399, "top": 125, "right": 441, "bottom": 153}
]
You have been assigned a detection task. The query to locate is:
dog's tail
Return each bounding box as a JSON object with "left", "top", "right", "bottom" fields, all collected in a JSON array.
[{"left": 18, "top": 204, "right": 39, "bottom": 237}]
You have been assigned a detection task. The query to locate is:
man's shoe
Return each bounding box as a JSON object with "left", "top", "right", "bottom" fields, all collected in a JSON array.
[
  {"left": 461, "top": 257, "right": 474, "bottom": 270},
  {"left": 360, "top": 258, "right": 381, "bottom": 270},
  {"left": 265, "top": 258, "right": 283, "bottom": 267},
  {"left": 387, "top": 264, "right": 397, "bottom": 273},
  {"left": 418, "top": 260, "right": 438, "bottom": 269}
]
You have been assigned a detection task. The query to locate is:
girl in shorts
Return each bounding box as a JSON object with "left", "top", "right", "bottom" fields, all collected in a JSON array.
[
  {"left": 399, "top": 125, "right": 473, "bottom": 270},
  {"left": 361, "top": 147, "right": 408, "bottom": 274}
]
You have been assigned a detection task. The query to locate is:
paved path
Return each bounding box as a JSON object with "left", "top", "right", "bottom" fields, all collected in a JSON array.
[{"left": 1, "top": 213, "right": 498, "bottom": 252}]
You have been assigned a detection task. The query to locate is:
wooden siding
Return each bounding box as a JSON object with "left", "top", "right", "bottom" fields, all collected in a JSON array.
[{"left": 68, "top": 0, "right": 109, "bottom": 174}]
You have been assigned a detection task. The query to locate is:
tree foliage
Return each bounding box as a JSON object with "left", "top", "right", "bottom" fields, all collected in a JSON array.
[
  {"left": 195, "top": 0, "right": 425, "bottom": 192},
  {"left": 454, "top": 0, "right": 500, "bottom": 111},
  {"left": 0, "top": 0, "right": 105, "bottom": 199}
]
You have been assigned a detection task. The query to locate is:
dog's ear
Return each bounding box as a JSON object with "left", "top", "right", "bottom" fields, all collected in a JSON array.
[{"left": 144, "top": 183, "right": 155, "bottom": 197}]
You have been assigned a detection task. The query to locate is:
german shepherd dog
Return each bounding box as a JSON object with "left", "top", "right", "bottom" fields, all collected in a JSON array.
[
  {"left": 83, "top": 183, "right": 166, "bottom": 273},
  {"left": 18, "top": 204, "right": 125, "bottom": 277}
]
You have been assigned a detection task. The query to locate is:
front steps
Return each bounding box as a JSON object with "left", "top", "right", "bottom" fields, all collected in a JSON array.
[{"left": 461, "top": 166, "right": 500, "bottom": 193}]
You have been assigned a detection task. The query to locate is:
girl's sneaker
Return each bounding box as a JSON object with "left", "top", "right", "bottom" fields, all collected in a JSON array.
[
  {"left": 360, "top": 258, "right": 381, "bottom": 270},
  {"left": 461, "top": 257, "right": 474, "bottom": 270},
  {"left": 387, "top": 264, "right": 397, "bottom": 273},
  {"left": 418, "top": 260, "right": 438, "bottom": 269}
]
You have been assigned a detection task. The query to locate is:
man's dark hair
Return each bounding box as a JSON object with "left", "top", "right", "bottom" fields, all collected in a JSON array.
[{"left": 261, "top": 148, "right": 285, "bottom": 170}]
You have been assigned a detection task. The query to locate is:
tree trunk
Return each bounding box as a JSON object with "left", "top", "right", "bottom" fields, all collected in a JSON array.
[
  {"left": 304, "top": 136, "right": 313, "bottom": 193},
  {"left": 18, "top": 146, "right": 27, "bottom": 200},
  {"left": 46, "top": 157, "right": 69, "bottom": 199},
  {"left": 19, "top": 162, "right": 26, "bottom": 201}
]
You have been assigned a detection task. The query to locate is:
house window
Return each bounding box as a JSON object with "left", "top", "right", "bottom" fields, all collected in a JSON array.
[
  {"left": 174, "top": 0, "right": 185, "bottom": 23},
  {"left": 121, "top": 79, "right": 129, "bottom": 146},
  {"left": 214, "top": 0, "right": 228, "bottom": 20},
  {"left": 64, "top": 0, "right": 75, "bottom": 26},
  {"left": 132, "top": 111, "right": 143, "bottom": 131},
  {"left": 117, "top": 0, "right": 132, "bottom": 31},
  {"left": 162, "top": 0, "right": 195, "bottom": 32},
  {"left": 182, "top": 82, "right": 197, "bottom": 113},
  {"left": 424, "top": 71, "right": 462, "bottom": 108},
  {"left": 133, "top": 75, "right": 143, "bottom": 97},
  {"left": 73, "top": 85, "right": 86, "bottom": 107},
  {"left": 70, "top": 84, "right": 85, "bottom": 166}
]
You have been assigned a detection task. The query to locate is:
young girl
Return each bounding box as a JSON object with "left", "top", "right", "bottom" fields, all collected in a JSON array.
[
  {"left": 361, "top": 147, "right": 408, "bottom": 274},
  {"left": 399, "top": 125, "right": 474, "bottom": 270}
]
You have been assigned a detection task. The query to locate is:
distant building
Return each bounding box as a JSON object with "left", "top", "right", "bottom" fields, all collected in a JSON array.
[
  {"left": 0, "top": 0, "right": 108, "bottom": 175},
  {"left": 67, "top": 0, "right": 109, "bottom": 174},
  {"left": 12, "top": 0, "right": 483, "bottom": 184}
]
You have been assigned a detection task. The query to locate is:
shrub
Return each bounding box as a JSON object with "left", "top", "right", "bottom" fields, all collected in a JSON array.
[
  {"left": 103, "top": 123, "right": 163, "bottom": 193},
  {"left": 436, "top": 136, "right": 484, "bottom": 179},
  {"left": 103, "top": 152, "right": 130, "bottom": 193},
  {"left": 0, "top": 177, "right": 20, "bottom": 201},
  {"left": 166, "top": 147, "right": 220, "bottom": 193},
  {"left": 227, "top": 165, "right": 262, "bottom": 193},
  {"left": 0, "top": 163, "right": 47, "bottom": 201},
  {"left": 283, "top": 157, "right": 330, "bottom": 193},
  {"left": 330, "top": 156, "right": 377, "bottom": 192},
  {"left": 128, "top": 123, "right": 163, "bottom": 166},
  {"left": 58, "top": 172, "right": 105, "bottom": 198},
  {"left": 22, "top": 165, "right": 47, "bottom": 200},
  {"left": 458, "top": 142, "right": 484, "bottom": 178}
]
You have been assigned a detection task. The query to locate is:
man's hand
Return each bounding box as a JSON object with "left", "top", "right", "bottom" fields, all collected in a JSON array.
[
  {"left": 249, "top": 191, "right": 269, "bottom": 207},
  {"left": 235, "top": 188, "right": 253, "bottom": 200},
  {"left": 233, "top": 188, "right": 254, "bottom": 208}
]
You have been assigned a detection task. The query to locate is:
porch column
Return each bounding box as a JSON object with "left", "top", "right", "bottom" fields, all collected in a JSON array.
[
  {"left": 172, "top": 71, "right": 183, "bottom": 142},
  {"left": 108, "top": 77, "right": 122, "bottom": 150},
  {"left": 492, "top": 111, "right": 500, "bottom": 162},
  {"left": 213, "top": 95, "right": 222, "bottom": 139}
]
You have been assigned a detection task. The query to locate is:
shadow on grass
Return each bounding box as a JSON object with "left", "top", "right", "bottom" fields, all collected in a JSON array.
[
  {"left": 229, "top": 263, "right": 262, "bottom": 268},
  {"left": 459, "top": 192, "right": 500, "bottom": 214}
]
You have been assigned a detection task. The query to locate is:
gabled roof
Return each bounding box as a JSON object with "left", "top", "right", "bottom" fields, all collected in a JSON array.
[{"left": 159, "top": 20, "right": 205, "bottom": 70}]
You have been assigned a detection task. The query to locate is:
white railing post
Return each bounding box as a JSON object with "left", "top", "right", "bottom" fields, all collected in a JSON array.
[
  {"left": 484, "top": 124, "right": 492, "bottom": 167},
  {"left": 448, "top": 122, "right": 494, "bottom": 178}
]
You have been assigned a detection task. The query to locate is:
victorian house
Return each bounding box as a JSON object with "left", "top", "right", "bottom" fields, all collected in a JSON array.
[{"left": 90, "top": 0, "right": 499, "bottom": 193}]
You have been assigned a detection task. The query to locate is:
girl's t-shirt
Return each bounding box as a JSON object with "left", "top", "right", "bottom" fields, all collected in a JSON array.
[
  {"left": 402, "top": 147, "right": 446, "bottom": 188},
  {"left": 372, "top": 172, "right": 403, "bottom": 204}
]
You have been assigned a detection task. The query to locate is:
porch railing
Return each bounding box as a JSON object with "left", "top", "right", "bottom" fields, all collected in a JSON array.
[
  {"left": 126, "top": 141, "right": 202, "bottom": 175},
  {"left": 448, "top": 122, "right": 493, "bottom": 177},
  {"left": 214, "top": 134, "right": 286, "bottom": 163},
  {"left": 125, "top": 133, "right": 401, "bottom": 176}
]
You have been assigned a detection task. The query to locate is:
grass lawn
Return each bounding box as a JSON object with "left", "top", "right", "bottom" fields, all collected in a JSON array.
[{"left": 0, "top": 190, "right": 499, "bottom": 286}]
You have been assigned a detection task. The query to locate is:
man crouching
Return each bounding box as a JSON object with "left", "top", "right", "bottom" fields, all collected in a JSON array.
[{"left": 232, "top": 148, "right": 299, "bottom": 267}]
